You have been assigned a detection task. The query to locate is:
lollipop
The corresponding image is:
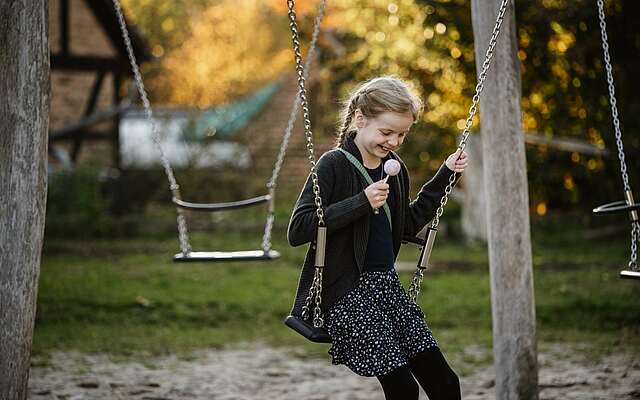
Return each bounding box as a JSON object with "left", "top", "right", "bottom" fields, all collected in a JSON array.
[
  {"left": 383, "top": 159, "right": 401, "bottom": 182},
  {"left": 374, "top": 159, "right": 401, "bottom": 214}
]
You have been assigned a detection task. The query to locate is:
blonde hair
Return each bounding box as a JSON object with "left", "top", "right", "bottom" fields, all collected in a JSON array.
[{"left": 335, "top": 76, "right": 423, "bottom": 147}]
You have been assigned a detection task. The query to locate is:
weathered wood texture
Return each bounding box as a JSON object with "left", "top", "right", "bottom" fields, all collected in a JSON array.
[
  {"left": 0, "top": 2, "right": 50, "bottom": 399},
  {"left": 470, "top": 1, "right": 539, "bottom": 399},
  {"left": 460, "top": 133, "right": 488, "bottom": 242}
]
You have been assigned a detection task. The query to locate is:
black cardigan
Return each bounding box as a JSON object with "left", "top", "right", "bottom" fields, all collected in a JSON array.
[{"left": 286, "top": 136, "right": 458, "bottom": 317}]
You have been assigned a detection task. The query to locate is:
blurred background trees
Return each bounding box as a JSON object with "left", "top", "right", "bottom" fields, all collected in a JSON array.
[{"left": 120, "top": 0, "right": 639, "bottom": 214}]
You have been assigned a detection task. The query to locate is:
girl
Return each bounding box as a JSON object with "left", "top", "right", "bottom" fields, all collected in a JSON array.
[{"left": 287, "top": 76, "right": 468, "bottom": 400}]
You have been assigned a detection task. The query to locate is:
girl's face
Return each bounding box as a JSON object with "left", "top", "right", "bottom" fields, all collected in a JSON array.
[{"left": 353, "top": 109, "right": 413, "bottom": 163}]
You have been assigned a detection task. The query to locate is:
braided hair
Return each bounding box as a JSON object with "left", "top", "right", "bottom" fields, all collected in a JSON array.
[{"left": 335, "top": 76, "right": 423, "bottom": 147}]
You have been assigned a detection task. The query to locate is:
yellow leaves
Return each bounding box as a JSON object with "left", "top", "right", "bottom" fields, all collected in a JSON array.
[
  {"left": 152, "top": 45, "right": 164, "bottom": 58},
  {"left": 423, "top": 27, "right": 435, "bottom": 40},
  {"left": 161, "top": 18, "right": 174, "bottom": 33},
  {"left": 157, "top": 0, "right": 290, "bottom": 107},
  {"left": 536, "top": 202, "right": 547, "bottom": 216},
  {"left": 547, "top": 22, "right": 575, "bottom": 55},
  {"left": 563, "top": 174, "right": 575, "bottom": 190}
]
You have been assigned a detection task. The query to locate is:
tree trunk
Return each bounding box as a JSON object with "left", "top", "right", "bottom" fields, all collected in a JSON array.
[
  {"left": 0, "top": 2, "right": 49, "bottom": 399},
  {"left": 470, "top": 1, "right": 539, "bottom": 399}
]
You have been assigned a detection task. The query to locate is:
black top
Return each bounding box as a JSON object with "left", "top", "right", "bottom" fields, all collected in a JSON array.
[
  {"left": 287, "top": 135, "right": 460, "bottom": 316},
  {"left": 363, "top": 163, "right": 396, "bottom": 271}
]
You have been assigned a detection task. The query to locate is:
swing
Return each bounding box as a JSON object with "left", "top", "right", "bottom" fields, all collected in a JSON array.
[
  {"left": 283, "top": 0, "right": 511, "bottom": 343},
  {"left": 590, "top": 0, "right": 640, "bottom": 280},
  {"left": 111, "top": 0, "right": 323, "bottom": 262}
]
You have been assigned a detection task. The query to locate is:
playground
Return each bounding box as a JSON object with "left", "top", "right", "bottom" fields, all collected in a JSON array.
[{"left": 2, "top": 0, "right": 639, "bottom": 399}]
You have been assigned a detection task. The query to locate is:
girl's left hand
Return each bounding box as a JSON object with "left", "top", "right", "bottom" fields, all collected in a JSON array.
[{"left": 445, "top": 148, "right": 469, "bottom": 173}]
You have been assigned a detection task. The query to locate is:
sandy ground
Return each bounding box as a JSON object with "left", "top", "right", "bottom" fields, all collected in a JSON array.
[{"left": 28, "top": 342, "right": 640, "bottom": 400}]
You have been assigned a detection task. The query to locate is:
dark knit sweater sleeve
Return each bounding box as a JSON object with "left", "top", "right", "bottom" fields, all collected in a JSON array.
[
  {"left": 287, "top": 151, "right": 371, "bottom": 247},
  {"left": 403, "top": 161, "right": 460, "bottom": 239}
]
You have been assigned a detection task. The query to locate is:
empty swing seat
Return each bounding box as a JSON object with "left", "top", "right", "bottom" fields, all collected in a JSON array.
[
  {"left": 171, "top": 194, "right": 280, "bottom": 263},
  {"left": 592, "top": 200, "right": 640, "bottom": 215},
  {"left": 173, "top": 194, "right": 271, "bottom": 212},
  {"left": 174, "top": 249, "right": 280, "bottom": 263},
  {"left": 593, "top": 199, "right": 640, "bottom": 280},
  {"left": 620, "top": 270, "right": 640, "bottom": 280}
]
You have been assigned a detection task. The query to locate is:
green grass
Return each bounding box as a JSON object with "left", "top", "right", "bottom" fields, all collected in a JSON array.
[{"left": 36, "top": 212, "right": 640, "bottom": 367}]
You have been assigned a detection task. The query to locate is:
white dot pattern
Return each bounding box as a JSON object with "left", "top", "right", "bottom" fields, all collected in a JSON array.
[{"left": 325, "top": 270, "right": 439, "bottom": 377}]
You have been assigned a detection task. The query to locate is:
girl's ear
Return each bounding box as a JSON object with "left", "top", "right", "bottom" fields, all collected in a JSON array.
[{"left": 354, "top": 108, "right": 366, "bottom": 129}]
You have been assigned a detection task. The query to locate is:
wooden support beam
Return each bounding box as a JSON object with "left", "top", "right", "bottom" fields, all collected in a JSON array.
[
  {"left": 525, "top": 132, "right": 609, "bottom": 156},
  {"left": 49, "top": 101, "right": 132, "bottom": 141},
  {"left": 470, "top": 1, "right": 539, "bottom": 399},
  {"left": 51, "top": 130, "right": 116, "bottom": 142},
  {"left": 60, "top": 0, "right": 69, "bottom": 55},
  {"left": 50, "top": 54, "right": 122, "bottom": 72},
  {"left": 70, "top": 70, "right": 106, "bottom": 162}
]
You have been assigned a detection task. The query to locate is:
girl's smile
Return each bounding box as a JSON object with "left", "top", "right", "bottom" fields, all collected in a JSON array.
[{"left": 353, "top": 110, "right": 413, "bottom": 168}]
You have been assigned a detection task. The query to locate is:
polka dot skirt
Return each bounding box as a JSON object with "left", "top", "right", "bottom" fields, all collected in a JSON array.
[{"left": 325, "top": 269, "right": 439, "bottom": 377}]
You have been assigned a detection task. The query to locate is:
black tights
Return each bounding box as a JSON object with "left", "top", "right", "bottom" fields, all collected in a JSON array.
[{"left": 376, "top": 347, "right": 461, "bottom": 400}]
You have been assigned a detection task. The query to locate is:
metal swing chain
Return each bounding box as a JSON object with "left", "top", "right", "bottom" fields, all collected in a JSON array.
[
  {"left": 287, "top": 0, "right": 327, "bottom": 328},
  {"left": 261, "top": 0, "right": 327, "bottom": 253},
  {"left": 596, "top": 0, "right": 638, "bottom": 270},
  {"left": 112, "top": 0, "right": 191, "bottom": 255},
  {"left": 409, "top": 0, "right": 511, "bottom": 302}
]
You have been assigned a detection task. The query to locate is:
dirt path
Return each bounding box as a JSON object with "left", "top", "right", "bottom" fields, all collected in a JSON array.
[{"left": 28, "top": 342, "right": 640, "bottom": 400}]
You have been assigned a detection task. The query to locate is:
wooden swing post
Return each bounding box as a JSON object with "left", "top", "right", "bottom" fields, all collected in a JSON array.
[{"left": 470, "top": 0, "right": 539, "bottom": 399}]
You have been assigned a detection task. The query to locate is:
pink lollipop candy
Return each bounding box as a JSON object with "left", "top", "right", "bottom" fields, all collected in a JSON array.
[
  {"left": 382, "top": 159, "right": 401, "bottom": 182},
  {"left": 373, "top": 159, "right": 401, "bottom": 214},
  {"left": 384, "top": 159, "right": 401, "bottom": 176}
]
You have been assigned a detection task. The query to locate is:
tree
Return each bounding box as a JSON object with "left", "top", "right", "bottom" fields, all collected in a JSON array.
[{"left": 0, "top": 2, "right": 49, "bottom": 399}]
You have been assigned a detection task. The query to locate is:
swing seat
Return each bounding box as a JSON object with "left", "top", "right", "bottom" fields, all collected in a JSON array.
[
  {"left": 284, "top": 315, "right": 332, "bottom": 343},
  {"left": 620, "top": 270, "right": 640, "bottom": 280},
  {"left": 592, "top": 200, "right": 640, "bottom": 215},
  {"left": 173, "top": 194, "right": 271, "bottom": 212},
  {"left": 174, "top": 249, "right": 280, "bottom": 263}
]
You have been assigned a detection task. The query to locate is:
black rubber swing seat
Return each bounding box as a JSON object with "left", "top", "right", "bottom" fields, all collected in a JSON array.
[
  {"left": 173, "top": 249, "right": 281, "bottom": 263},
  {"left": 173, "top": 194, "right": 271, "bottom": 212},
  {"left": 592, "top": 200, "right": 640, "bottom": 215},
  {"left": 620, "top": 270, "right": 640, "bottom": 280},
  {"left": 283, "top": 315, "right": 332, "bottom": 343}
]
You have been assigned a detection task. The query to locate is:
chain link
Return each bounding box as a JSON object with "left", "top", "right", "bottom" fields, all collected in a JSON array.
[
  {"left": 596, "top": 0, "right": 638, "bottom": 271},
  {"left": 410, "top": 0, "right": 511, "bottom": 302},
  {"left": 431, "top": 0, "right": 510, "bottom": 229},
  {"left": 287, "top": 0, "right": 325, "bottom": 227},
  {"left": 287, "top": 0, "right": 327, "bottom": 328},
  {"left": 408, "top": 268, "right": 425, "bottom": 303},
  {"left": 630, "top": 221, "right": 639, "bottom": 270},
  {"left": 596, "top": 0, "right": 631, "bottom": 193},
  {"left": 112, "top": 0, "right": 191, "bottom": 255},
  {"left": 262, "top": 0, "right": 326, "bottom": 253}
]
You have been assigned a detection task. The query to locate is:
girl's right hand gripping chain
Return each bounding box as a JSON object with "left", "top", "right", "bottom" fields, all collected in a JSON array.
[{"left": 365, "top": 180, "right": 389, "bottom": 210}]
